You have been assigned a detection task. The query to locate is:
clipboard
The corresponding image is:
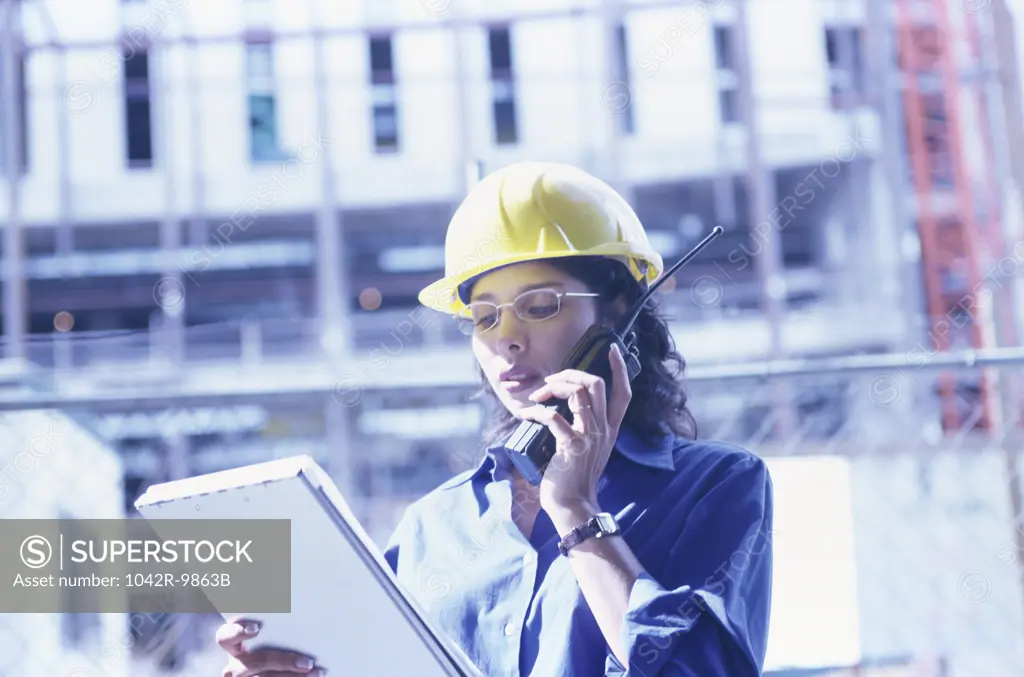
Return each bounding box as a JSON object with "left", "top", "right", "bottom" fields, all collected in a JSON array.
[{"left": 133, "top": 455, "right": 483, "bottom": 677}]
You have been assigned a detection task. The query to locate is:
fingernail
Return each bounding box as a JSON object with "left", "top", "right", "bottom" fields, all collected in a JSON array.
[
  {"left": 244, "top": 622, "right": 259, "bottom": 634},
  {"left": 296, "top": 657, "right": 314, "bottom": 670}
]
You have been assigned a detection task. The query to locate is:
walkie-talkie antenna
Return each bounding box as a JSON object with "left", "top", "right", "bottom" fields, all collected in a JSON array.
[{"left": 615, "top": 225, "right": 724, "bottom": 336}]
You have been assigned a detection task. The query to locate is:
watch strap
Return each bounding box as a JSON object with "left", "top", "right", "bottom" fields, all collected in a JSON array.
[{"left": 558, "top": 512, "right": 620, "bottom": 556}]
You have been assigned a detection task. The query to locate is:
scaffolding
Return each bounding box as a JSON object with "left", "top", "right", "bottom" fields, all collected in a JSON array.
[
  {"left": 0, "top": 0, "right": 805, "bottom": 368},
  {"left": 0, "top": 1, "right": 852, "bottom": 511},
  {"left": 3, "top": 3, "right": 1024, "bottom": 672},
  {"left": 891, "top": 0, "right": 1016, "bottom": 435},
  {"left": 1, "top": 0, "right": 1022, "bottom": 502},
  {"left": 0, "top": 0, "right": 1020, "bottom": 445}
]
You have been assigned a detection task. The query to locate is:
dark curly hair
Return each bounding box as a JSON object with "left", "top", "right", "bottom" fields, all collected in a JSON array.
[{"left": 469, "top": 256, "right": 699, "bottom": 452}]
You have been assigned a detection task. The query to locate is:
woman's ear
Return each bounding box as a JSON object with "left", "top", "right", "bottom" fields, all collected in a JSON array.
[{"left": 603, "top": 294, "right": 630, "bottom": 327}]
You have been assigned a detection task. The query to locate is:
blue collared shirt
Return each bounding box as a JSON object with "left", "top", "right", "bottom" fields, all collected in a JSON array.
[{"left": 383, "top": 426, "right": 774, "bottom": 676}]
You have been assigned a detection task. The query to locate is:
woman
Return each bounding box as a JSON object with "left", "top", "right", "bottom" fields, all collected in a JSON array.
[{"left": 216, "top": 162, "right": 774, "bottom": 676}]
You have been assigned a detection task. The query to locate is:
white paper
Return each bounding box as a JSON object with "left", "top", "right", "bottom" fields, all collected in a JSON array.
[{"left": 134, "top": 455, "right": 482, "bottom": 677}]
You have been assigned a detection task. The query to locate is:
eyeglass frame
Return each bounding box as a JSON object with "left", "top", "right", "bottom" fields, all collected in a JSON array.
[{"left": 456, "top": 287, "right": 601, "bottom": 335}]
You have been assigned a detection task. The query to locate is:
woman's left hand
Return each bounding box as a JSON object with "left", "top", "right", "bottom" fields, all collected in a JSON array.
[{"left": 519, "top": 343, "right": 633, "bottom": 522}]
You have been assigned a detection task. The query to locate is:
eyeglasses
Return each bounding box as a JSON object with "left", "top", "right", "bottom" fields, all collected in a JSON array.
[{"left": 456, "top": 288, "right": 600, "bottom": 335}]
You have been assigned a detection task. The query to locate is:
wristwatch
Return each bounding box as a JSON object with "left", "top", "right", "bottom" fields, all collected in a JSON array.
[{"left": 558, "top": 512, "right": 621, "bottom": 556}]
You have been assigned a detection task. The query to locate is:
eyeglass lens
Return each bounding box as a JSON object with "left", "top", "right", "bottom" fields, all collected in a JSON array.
[{"left": 458, "top": 289, "right": 562, "bottom": 334}]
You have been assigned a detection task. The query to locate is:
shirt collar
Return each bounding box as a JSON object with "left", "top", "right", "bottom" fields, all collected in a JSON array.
[
  {"left": 446, "top": 424, "right": 676, "bottom": 490},
  {"left": 614, "top": 424, "right": 677, "bottom": 471}
]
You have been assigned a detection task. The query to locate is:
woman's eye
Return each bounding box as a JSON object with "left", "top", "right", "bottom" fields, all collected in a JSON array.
[{"left": 524, "top": 305, "right": 557, "bottom": 317}]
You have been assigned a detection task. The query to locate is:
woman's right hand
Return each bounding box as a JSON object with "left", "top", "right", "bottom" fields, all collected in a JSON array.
[{"left": 216, "top": 619, "right": 326, "bottom": 677}]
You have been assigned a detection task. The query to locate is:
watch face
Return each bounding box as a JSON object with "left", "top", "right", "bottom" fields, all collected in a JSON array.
[{"left": 595, "top": 513, "right": 617, "bottom": 534}]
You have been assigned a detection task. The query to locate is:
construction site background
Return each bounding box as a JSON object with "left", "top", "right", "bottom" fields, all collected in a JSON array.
[{"left": 2, "top": 0, "right": 1024, "bottom": 675}]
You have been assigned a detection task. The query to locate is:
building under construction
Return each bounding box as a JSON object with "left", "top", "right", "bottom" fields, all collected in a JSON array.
[{"left": 1, "top": 0, "right": 1024, "bottom": 674}]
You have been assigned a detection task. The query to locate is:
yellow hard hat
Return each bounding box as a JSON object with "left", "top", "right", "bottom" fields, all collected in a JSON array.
[{"left": 418, "top": 161, "right": 664, "bottom": 316}]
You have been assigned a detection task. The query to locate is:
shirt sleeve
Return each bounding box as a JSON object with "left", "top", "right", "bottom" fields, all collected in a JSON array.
[{"left": 605, "top": 453, "right": 774, "bottom": 676}]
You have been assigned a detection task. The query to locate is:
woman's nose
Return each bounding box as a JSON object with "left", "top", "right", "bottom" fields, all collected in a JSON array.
[{"left": 495, "top": 310, "right": 528, "bottom": 354}]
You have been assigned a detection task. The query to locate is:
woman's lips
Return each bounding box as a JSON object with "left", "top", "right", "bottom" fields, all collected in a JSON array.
[
  {"left": 501, "top": 374, "right": 541, "bottom": 394},
  {"left": 499, "top": 368, "right": 543, "bottom": 394}
]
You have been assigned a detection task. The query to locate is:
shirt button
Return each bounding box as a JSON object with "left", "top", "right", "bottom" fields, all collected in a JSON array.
[
  {"left": 522, "top": 552, "right": 536, "bottom": 566},
  {"left": 504, "top": 620, "right": 518, "bottom": 637}
]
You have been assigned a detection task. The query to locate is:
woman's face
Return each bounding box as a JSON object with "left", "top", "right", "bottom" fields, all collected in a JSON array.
[{"left": 468, "top": 261, "right": 600, "bottom": 416}]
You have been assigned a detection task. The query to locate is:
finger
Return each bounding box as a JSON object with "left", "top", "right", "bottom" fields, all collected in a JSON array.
[
  {"left": 533, "top": 379, "right": 605, "bottom": 429},
  {"left": 519, "top": 404, "right": 576, "bottom": 444},
  {"left": 607, "top": 344, "right": 632, "bottom": 431},
  {"left": 217, "top": 620, "right": 261, "bottom": 656},
  {"left": 228, "top": 669, "right": 326, "bottom": 677},
  {"left": 544, "top": 369, "right": 607, "bottom": 413},
  {"left": 529, "top": 381, "right": 590, "bottom": 409},
  {"left": 546, "top": 369, "right": 604, "bottom": 390},
  {"left": 529, "top": 385, "right": 598, "bottom": 435},
  {"left": 231, "top": 649, "right": 321, "bottom": 677}
]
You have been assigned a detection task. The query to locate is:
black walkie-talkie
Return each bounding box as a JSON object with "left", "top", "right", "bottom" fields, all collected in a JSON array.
[{"left": 503, "top": 226, "right": 724, "bottom": 485}]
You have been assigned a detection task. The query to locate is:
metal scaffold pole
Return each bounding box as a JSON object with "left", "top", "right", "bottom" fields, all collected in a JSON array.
[
  {"left": 30, "top": 2, "right": 75, "bottom": 261},
  {"left": 448, "top": 1, "right": 476, "bottom": 196},
  {"left": 309, "top": 0, "right": 356, "bottom": 501},
  {"left": 987, "top": 0, "right": 1024, "bottom": 635},
  {"left": 186, "top": 14, "right": 209, "bottom": 310},
  {"left": 732, "top": 0, "right": 794, "bottom": 439},
  {"left": 599, "top": 0, "right": 632, "bottom": 206},
  {"left": 153, "top": 27, "right": 186, "bottom": 364},
  {"left": 1, "top": 0, "right": 26, "bottom": 361},
  {"left": 311, "top": 23, "right": 350, "bottom": 361},
  {"left": 864, "top": 0, "right": 922, "bottom": 352},
  {"left": 733, "top": 0, "right": 782, "bottom": 360}
]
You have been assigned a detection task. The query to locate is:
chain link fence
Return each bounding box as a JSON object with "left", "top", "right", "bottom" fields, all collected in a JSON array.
[
  {"left": 1, "top": 350, "right": 1023, "bottom": 676},
  {"left": 682, "top": 353, "right": 1024, "bottom": 676}
]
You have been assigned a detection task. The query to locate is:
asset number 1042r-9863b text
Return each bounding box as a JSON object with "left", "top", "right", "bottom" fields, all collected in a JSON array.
[{"left": 125, "top": 573, "right": 232, "bottom": 587}]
